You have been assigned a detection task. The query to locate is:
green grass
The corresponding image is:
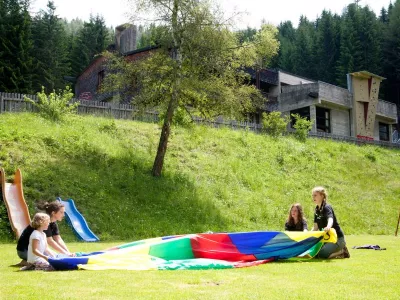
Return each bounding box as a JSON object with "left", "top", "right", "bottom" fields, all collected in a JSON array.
[
  {"left": 0, "top": 235, "right": 399, "bottom": 299},
  {"left": 0, "top": 112, "right": 400, "bottom": 242}
]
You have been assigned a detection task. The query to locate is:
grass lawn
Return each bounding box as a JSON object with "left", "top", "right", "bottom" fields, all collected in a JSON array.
[{"left": 0, "top": 235, "right": 399, "bottom": 299}]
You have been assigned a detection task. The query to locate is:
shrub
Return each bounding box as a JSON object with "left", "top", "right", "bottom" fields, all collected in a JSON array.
[
  {"left": 291, "top": 113, "right": 313, "bottom": 142},
  {"left": 0, "top": 200, "right": 13, "bottom": 241},
  {"left": 25, "top": 86, "right": 78, "bottom": 122},
  {"left": 262, "top": 112, "right": 289, "bottom": 138}
]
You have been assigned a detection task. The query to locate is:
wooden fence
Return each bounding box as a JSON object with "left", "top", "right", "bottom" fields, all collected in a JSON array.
[
  {"left": 1, "top": 91, "right": 399, "bottom": 149},
  {"left": 0, "top": 92, "right": 262, "bottom": 131}
]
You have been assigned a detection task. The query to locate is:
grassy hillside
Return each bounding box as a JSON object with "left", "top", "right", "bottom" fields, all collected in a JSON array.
[{"left": 0, "top": 113, "right": 399, "bottom": 242}]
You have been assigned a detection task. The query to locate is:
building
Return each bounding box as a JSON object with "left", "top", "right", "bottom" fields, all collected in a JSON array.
[
  {"left": 248, "top": 68, "right": 398, "bottom": 142},
  {"left": 75, "top": 24, "right": 146, "bottom": 102},
  {"left": 74, "top": 26, "right": 398, "bottom": 142}
]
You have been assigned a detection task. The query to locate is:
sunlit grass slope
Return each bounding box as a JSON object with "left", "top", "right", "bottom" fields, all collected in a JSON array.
[{"left": 0, "top": 113, "right": 399, "bottom": 241}]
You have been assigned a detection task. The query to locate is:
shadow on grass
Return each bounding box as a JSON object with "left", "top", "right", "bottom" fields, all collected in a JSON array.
[
  {"left": 21, "top": 144, "right": 228, "bottom": 241},
  {"left": 278, "top": 258, "right": 338, "bottom": 264}
]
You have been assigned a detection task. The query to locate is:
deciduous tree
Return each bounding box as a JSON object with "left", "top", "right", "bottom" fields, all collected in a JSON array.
[{"left": 105, "top": 0, "right": 279, "bottom": 176}]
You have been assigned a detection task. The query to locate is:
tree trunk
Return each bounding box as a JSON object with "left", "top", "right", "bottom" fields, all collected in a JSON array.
[
  {"left": 151, "top": 0, "right": 181, "bottom": 177},
  {"left": 151, "top": 97, "right": 176, "bottom": 176}
]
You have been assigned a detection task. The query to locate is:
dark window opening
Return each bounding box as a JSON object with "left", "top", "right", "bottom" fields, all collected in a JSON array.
[
  {"left": 290, "top": 107, "right": 310, "bottom": 128},
  {"left": 247, "top": 112, "right": 261, "bottom": 124},
  {"left": 316, "top": 107, "right": 331, "bottom": 133},
  {"left": 379, "top": 122, "right": 389, "bottom": 141},
  {"left": 97, "top": 70, "right": 105, "bottom": 91}
]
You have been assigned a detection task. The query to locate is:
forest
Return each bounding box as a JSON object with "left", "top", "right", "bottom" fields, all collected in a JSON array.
[{"left": 1, "top": 0, "right": 400, "bottom": 107}]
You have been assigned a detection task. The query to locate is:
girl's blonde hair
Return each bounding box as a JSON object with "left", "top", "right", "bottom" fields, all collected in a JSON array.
[
  {"left": 31, "top": 213, "right": 50, "bottom": 229},
  {"left": 312, "top": 186, "right": 328, "bottom": 204}
]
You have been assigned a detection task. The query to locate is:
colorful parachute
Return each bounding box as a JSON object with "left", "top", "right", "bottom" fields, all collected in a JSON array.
[{"left": 49, "top": 230, "right": 337, "bottom": 271}]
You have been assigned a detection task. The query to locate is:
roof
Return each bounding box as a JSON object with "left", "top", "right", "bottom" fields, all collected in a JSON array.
[
  {"left": 76, "top": 46, "right": 161, "bottom": 80},
  {"left": 276, "top": 68, "right": 316, "bottom": 83},
  {"left": 123, "top": 45, "right": 160, "bottom": 57},
  {"left": 245, "top": 68, "right": 279, "bottom": 85},
  {"left": 349, "top": 71, "right": 386, "bottom": 81}
]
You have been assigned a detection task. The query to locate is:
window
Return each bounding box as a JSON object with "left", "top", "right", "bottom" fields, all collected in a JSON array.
[
  {"left": 247, "top": 112, "right": 261, "bottom": 124},
  {"left": 316, "top": 107, "right": 331, "bottom": 133},
  {"left": 379, "top": 123, "right": 389, "bottom": 141},
  {"left": 290, "top": 107, "right": 310, "bottom": 128},
  {"left": 97, "top": 70, "right": 105, "bottom": 91}
]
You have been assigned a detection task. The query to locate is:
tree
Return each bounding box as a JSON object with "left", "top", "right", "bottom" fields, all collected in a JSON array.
[
  {"left": 382, "top": 0, "right": 400, "bottom": 111},
  {"left": 336, "top": 4, "right": 362, "bottom": 87},
  {"left": 106, "top": 0, "right": 279, "bottom": 176},
  {"left": 262, "top": 111, "right": 289, "bottom": 138},
  {"left": 292, "top": 113, "right": 313, "bottom": 142},
  {"left": 315, "top": 10, "right": 340, "bottom": 84},
  {"left": 358, "top": 6, "right": 381, "bottom": 75},
  {"left": 70, "top": 15, "right": 111, "bottom": 77},
  {"left": 136, "top": 23, "right": 169, "bottom": 48},
  {"left": 379, "top": 7, "right": 389, "bottom": 23},
  {"left": 336, "top": 4, "right": 382, "bottom": 87},
  {"left": 236, "top": 26, "right": 257, "bottom": 44},
  {"left": 0, "top": 0, "right": 33, "bottom": 93},
  {"left": 271, "top": 21, "right": 296, "bottom": 71},
  {"left": 292, "top": 16, "right": 317, "bottom": 79},
  {"left": 31, "top": 1, "right": 71, "bottom": 92}
]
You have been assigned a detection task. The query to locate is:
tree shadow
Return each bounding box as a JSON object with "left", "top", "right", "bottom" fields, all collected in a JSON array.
[{"left": 21, "top": 144, "right": 228, "bottom": 241}]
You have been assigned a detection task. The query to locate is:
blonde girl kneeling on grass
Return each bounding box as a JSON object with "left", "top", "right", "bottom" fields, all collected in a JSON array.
[
  {"left": 27, "top": 213, "right": 56, "bottom": 270},
  {"left": 312, "top": 186, "right": 350, "bottom": 259}
]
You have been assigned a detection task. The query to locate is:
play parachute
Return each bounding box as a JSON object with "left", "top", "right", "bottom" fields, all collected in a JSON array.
[{"left": 49, "top": 230, "right": 337, "bottom": 270}]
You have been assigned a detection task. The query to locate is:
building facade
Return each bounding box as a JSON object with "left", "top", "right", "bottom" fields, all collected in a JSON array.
[{"left": 74, "top": 34, "right": 398, "bottom": 142}]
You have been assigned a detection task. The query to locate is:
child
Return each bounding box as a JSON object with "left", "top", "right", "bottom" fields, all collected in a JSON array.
[
  {"left": 285, "top": 203, "right": 308, "bottom": 231},
  {"left": 311, "top": 186, "right": 350, "bottom": 259},
  {"left": 26, "top": 213, "right": 56, "bottom": 270},
  {"left": 17, "top": 201, "right": 73, "bottom": 264}
]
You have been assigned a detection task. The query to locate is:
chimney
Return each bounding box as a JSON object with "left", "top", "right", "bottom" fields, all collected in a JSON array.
[{"left": 115, "top": 24, "right": 137, "bottom": 54}]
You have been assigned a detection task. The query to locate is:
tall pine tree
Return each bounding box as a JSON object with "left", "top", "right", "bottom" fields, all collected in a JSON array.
[
  {"left": 382, "top": 0, "right": 400, "bottom": 111},
  {"left": 31, "top": 1, "right": 71, "bottom": 92},
  {"left": 0, "top": 0, "right": 33, "bottom": 93},
  {"left": 315, "top": 10, "right": 340, "bottom": 83},
  {"left": 292, "top": 16, "right": 317, "bottom": 79},
  {"left": 272, "top": 21, "right": 296, "bottom": 71},
  {"left": 70, "top": 15, "right": 111, "bottom": 77},
  {"left": 336, "top": 4, "right": 362, "bottom": 86}
]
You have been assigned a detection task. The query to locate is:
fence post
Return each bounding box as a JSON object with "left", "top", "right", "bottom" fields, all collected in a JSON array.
[{"left": 0, "top": 96, "right": 3, "bottom": 113}]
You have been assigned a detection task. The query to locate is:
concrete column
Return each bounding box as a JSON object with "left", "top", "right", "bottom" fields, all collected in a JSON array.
[{"left": 310, "top": 105, "right": 317, "bottom": 132}]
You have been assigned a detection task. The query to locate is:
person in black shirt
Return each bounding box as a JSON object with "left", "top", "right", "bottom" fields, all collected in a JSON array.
[
  {"left": 16, "top": 201, "right": 74, "bottom": 263},
  {"left": 285, "top": 203, "right": 308, "bottom": 231},
  {"left": 312, "top": 186, "right": 350, "bottom": 259}
]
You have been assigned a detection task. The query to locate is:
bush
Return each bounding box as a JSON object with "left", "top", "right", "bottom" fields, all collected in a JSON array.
[
  {"left": 262, "top": 112, "right": 289, "bottom": 138},
  {"left": 291, "top": 113, "right": 313, "bottom": 142},
  {"left": 0, "top": 200, "right": 13, "bottom": 241},
  {"left": 25, "top": 86, "right": 78, "bottom": 122}
]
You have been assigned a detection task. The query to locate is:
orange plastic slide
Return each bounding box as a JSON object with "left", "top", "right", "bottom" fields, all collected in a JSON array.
[{"left": 0, "top": 168, "right": 31, "bottom": 239}]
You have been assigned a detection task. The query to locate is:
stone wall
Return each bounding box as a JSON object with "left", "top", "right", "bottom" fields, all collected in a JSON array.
[
  {"left": 318, "top": 81, "right": 352, "bottom": 108},
  {"left": 279, "top": 83, "right": 319, "bottom": 112},
  {"left": 119, "top": 25, "right": 137, "bottom": 54},
  {"left": 330, "top": 107, "right": 351, "bottom": 136},
  {"left": 377, "top": 99, "right": 398, "bottom": 120},
  {"left": 115, "top": 25, "right": 137, "bottom": 54}
]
